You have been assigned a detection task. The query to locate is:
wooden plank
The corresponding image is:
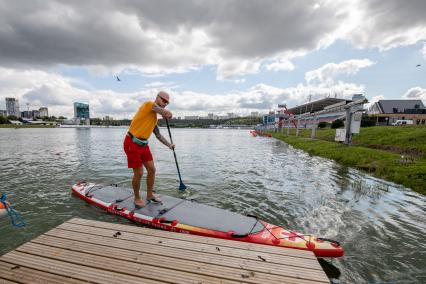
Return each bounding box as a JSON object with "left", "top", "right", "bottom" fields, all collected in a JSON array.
[
  {"left": 0, "top": 251, "right": 165, "bottom": 284},
  {"left": 45, "top": 227, "right": 321, "bottom": 271},
  {"left": 15, "top": 242, "right": 244, "bottom": 284},
  {"left": 31, "top": 234, "right": 328, "bottom": 283},
  {"left": 56, "top": 222, "right": 320, "bottom": 267},
  {"left": 35, "top": 233, "right": 326, "bottom": 278},
  {"left": 68, "top": 218, "right": 314, "bottom": 258},
  {"left": 0, "top": 279, "right": 19, "bottom": 284},
  {"left": 0, "top": 260, "right": 87, "bottom": 284}
]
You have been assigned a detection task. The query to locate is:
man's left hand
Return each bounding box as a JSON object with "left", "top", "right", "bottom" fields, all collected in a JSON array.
[
  {"left": 169, "top": 144, "right": 175, "bottom": 150},
  {"left": 162, "top": 110, "right": 173, "bottom": 120}
]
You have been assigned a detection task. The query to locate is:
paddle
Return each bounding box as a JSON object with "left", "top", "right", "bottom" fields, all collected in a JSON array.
[{"left": 165, "top": 119, "right": 187, "bottom": 191}]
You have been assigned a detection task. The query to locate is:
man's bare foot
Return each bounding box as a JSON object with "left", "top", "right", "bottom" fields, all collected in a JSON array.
[
  {"left": 134, "top": 199, "right": 145, "bottom": 208},
  {"left": 146, "top": 195, "right": 162, "bottom": 204}
]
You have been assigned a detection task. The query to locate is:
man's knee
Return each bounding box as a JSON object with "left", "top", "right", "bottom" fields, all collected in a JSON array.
[
  {"left": 146, "top": 165, "right": 156, "bottom": 175},
  {"left": 133, "top": 168, "right": 143, "bottom": 179}
]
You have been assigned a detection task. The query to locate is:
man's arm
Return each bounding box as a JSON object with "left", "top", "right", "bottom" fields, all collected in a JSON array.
[
  {"left": 153, "top": 126, "right": 174, "bottom": 149},
  {"left": 152, "top": 103, "right": 172, "bottom": 119}
]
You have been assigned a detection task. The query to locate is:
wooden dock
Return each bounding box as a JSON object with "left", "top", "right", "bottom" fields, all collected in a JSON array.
[{"left": 0, "top": 218, "right": 329, "bottom": 283}]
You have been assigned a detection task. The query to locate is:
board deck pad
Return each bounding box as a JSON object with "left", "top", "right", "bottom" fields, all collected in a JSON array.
[{"left": 89, "top": 185, "right": 264, "bottom": 235}]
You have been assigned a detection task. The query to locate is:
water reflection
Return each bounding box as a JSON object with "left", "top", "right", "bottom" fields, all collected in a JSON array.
[{"left": 0, "top": 128, "right": 425, "bottom": 283}]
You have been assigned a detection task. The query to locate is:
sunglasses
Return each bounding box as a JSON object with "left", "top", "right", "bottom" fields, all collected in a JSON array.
[{"left": 158, "top": 96, "right": 169, "bottom": 105}]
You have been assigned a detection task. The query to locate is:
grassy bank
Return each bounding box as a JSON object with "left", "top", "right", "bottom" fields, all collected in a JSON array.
[{"left": 272, "top": 125, "right": 426, "bottom": 195}]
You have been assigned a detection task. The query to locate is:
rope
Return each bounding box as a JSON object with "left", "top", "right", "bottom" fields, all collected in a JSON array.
[
  {"left": 244, "top": 214, "right": 314, "bottom": 243},
  {"left": 253, "top": 219, "right": 340, "bottom": 247},
  {"left": 84, "top": 184, "right": 105, "bottom": 197},
  {"left": 0, "top": 193, "right": 26, "bottom": 228}
]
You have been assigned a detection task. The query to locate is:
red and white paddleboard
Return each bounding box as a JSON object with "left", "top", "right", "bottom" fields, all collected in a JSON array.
[{"left": 72, "top": 181, "right": 344, "bottom": 258}]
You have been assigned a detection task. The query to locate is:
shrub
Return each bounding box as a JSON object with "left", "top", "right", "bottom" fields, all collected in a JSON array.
[
  {"left": 331, "top": 119, "right": 344, "bottom": 129},
  {"left": 318, "top": 121, "right": 328, "bottom": 128},
  {"left": 361, "top": 114, "right": 377, "bottom": 127},
  {"left": 0, "top": 116, "right": 9, "bottom": 124}
]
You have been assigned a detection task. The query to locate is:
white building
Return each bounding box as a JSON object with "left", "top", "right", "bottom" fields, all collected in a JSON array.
[
  {"left": 39, "top": 107, "right": 48, "bottom": 117},
  {"left": 5, "top": 97, "right": 20, "bottom": 118},
  {"left": 184, "top": 116, "right": 199, "bottom": 120}
]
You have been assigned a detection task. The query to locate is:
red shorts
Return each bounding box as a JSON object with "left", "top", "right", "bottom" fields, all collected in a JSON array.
[{"left": 123, "top": 135, "right": 153, "bottom": 168}]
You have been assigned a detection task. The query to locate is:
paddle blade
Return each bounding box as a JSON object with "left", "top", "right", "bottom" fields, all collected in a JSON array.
[{"left": 179, "top": 182, "right": 187, "bottom": 191}]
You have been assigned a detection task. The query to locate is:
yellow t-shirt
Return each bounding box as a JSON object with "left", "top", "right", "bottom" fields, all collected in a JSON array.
[{"left": 128, "top": 101, "right": 157, "bottom": 139}]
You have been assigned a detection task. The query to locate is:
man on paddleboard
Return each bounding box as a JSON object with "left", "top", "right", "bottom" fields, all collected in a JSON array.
[{"left": 124, "top": 91, "right": 175, "bottom": 208}]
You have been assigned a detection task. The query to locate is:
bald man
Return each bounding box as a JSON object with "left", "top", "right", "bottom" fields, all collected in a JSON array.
[{"left": 124, "top": 91, "right": 175, "bottom": 208}]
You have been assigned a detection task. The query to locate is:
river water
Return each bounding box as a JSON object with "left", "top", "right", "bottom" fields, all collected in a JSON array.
[{"left": 0, "top": 128, "right": 425, "bottom": 283}]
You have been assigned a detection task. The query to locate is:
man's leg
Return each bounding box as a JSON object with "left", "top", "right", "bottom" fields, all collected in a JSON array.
[
  {"left": 143, "top": 160, "right": 156, "bottom": 200},
  {"left": 132, "top": 167, "right": 144, "bottom": 206}
]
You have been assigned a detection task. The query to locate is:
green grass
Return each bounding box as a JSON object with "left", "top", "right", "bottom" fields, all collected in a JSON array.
[{"left": 272, "top": 125, "right": 426, "bottom": 195}]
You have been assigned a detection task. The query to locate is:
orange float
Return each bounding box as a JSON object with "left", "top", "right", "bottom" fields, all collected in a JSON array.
[{"left": 0, "top": 200, "right": 8, "bottom": 218}]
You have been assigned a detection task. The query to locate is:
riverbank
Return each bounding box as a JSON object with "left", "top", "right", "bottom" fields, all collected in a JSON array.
[{"left": 271, "top": 125, "right": 426, "bottom": 195}]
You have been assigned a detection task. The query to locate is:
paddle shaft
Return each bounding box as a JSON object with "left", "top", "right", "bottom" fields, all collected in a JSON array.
[{"left": 165, "top": 119, "right": 185, "bottom": 186}]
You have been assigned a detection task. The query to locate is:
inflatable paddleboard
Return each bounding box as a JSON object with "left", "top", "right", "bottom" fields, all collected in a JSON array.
[
  {"left": 72, "top": 181, "right": 344, "bottom": 258},
  {"left": 0, "top": 202, "right": 7, "bottom": 218}
]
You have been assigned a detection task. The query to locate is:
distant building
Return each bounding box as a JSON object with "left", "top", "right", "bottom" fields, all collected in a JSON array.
[
  {"left": 21, "top": 111, "right": 32, "bottom": 119},
  {"left": 207, "top": 113, "right": 214, "bottom": 119},
  {"left": 5, "top": 97, "right": 20, "bottom": 118},
  {"left": 74, "top": 102, "right": 90, "bottom": 120},
  {"left": 263, "top": 95, "right": 366, "bottom": 129},
  {"left": 0, "top": 110, "right": 7, "bottom": 117},
  {"left": 32, "top": 110, "right": 40, "bottom": 118},
  {"left": 39, "top": 107, "right": 48, "bottom": 117},
  {"left": 184, "top": 116, "right": 199, "bottom": 120},
  {"left": 368, "top": 100, "right": 426, "bottom": 125},
  {"left": 286, "top": 98, "right": 350, "bottom": 115},
  {"left": 250, "top": 112, "right": 259, "bottom": 117}
]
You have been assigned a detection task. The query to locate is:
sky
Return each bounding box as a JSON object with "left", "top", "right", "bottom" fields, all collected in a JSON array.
[{"left": 0, "top": 0, "right": 425, "bottom": 119}]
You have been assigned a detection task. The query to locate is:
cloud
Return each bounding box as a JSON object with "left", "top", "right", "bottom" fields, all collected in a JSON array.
[
  {"left": 422, "top": 43, "right": 426, "bottom": 59},
  {"left": 216, "top": 59, "right": 262, "bottom": 81},
  {"left": 365, "top": 94, "right": 385, "bottom": 109},
  {"left": 0, "top": 65, "right": 367, "bottom": 118},
  {"left": 144, "top": 81, "right": 178, "bottom": 89},
  {"left": 0, "top": 67, "right": 151, "bottom": 119},
  {"left": 402, "top": 87, "right": 426, "bottom": 101},
  {"left": 170, "top": 80, "right": 365, "bottom": 117},
  {"left": 345, "top": 0, "right": 426, "bottom": 50},
  {"left": 1, "top": 1, "right": 425, "bottom": 80},
  {"left": 2, "top": 1, "right": 424, "bottom": 117},
  {"left": 0, "top": 1, "right": 385, "bottom": 80},
  {"left": 305, "top": 59, "right": 375, "bottom": 85},
  {"left": 265, "top": 58, "right": 295, "bottom": 72}
]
